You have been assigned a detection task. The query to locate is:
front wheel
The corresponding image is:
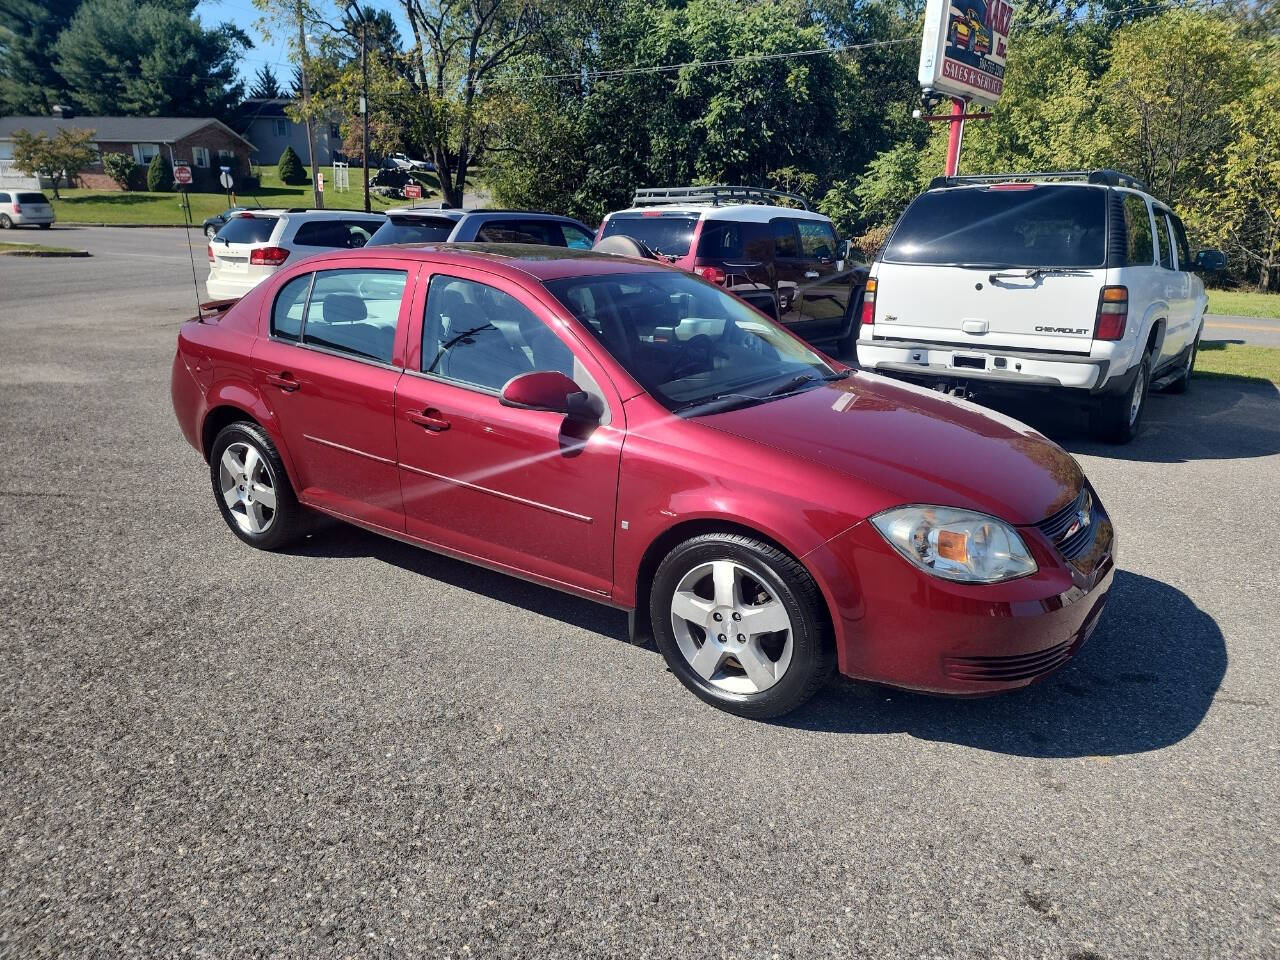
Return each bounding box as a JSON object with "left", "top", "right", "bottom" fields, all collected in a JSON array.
[
  {"left": 650, "top": 533, "right": 832, "bottom": 719},
  {"left": 209, "top": 421, "right": 306, "bottom": 550},
  {"left": 1090, "top": 355, "right": 1149, "bottom": 443}
]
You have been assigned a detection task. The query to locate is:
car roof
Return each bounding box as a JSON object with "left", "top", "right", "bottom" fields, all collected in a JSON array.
[
  {"left": 232, "top": 209, "right": 385, "bottom": 219},
  {"left": 308, "top": 242, "right": 681, "bottom": 282},
  {"left": 384, "top": 208, "right": 585, "bottom": 224},
  {"left": 605, "top": 203, "right": 831, "bottom": 224}
]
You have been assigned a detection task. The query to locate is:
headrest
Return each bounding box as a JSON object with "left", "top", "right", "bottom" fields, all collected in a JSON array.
[
  {"left": 322, "top": 293, "right": 366, "bottom": 325},
  {"left": 440, "top": 298, "right": 486, "bottom": 338}
]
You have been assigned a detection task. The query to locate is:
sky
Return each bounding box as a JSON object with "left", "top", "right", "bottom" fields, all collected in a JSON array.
[{"left": 197, "top": 0, "right": 411, "bottom": 87}]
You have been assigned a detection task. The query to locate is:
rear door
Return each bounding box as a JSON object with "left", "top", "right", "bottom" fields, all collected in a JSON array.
[
  {"left": 873, "top": 185, "right": 1110, "bottom": 354},
  {"left": 1153, "top": 206, "right": 1193, "bottom": 363},
  {"left": 795, "top": 218, "right": 850, "bottom": 338}
]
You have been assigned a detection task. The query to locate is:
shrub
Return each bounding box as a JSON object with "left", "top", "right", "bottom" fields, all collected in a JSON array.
[
  {"left": 146, "top": 152, "right": 171, "bottom": 192},
  {"left": 102, "top": 152, "right": 134, "bottom": 190},
  {"left": 851, "top": 223, "right": 892, "bottom": 263},
  {"left": 277, "top": 145, "right": 305, "bottom": 184}
]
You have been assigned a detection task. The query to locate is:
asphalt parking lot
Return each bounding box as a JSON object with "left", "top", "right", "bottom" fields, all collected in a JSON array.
[{"left": 1, "top": 227, "right": 1277, "bottom": 959}]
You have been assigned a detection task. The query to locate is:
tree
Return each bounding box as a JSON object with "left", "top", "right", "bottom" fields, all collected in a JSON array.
[
  {"left": 54, "top": 0, "right": 249, "bottom": 118},
  {"left": 277, "top": 145, "right": 306, "bottom": 184},
  {"left": 0, "top": 0, "right": 86, "bottom": 113},
  {"left": 102, "top": 152, "right": 136, "bottom": 190},
  {"left": 146, "top": 151, "right": 171, "bottom": 192},
  {"left": 1190, "top": 75, "right": 1280, "bottom": 291},
  {"left": 9, "top": 127, "right": 96, "bottom": 198},
  {"left": 248, "top": 63, "right": 283, "bottom": 99},
  {"left": 1096, "top": 11, "right": 1254, "bottom": 205}
]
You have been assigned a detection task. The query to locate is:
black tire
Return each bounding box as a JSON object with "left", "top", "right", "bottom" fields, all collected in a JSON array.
[
  {"left": 1165, "top": 333, "right": 1198, "bottom": 394},
  {"left": 208, "top": 421, "right": 306, "bottom": 550},
  {"left": 1090, "top": 354, "right": 1150, "bottom": 443},
  {"left": 0, "top": 214, "right": 11, "bottom": 229},
  {"left": 649, "top": 533, "right": 833, "bottom": 719},
  {"left": 38, "top": 222, "right": 51, "bottom": 230}
]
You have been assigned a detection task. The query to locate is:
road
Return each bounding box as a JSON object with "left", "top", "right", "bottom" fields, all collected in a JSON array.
[
  {"left": 1202, "top": 314, "right": 1280, "bottom": 348},
  {"left": 1, "top": 229, "right": 1278, "bottom": 959}
]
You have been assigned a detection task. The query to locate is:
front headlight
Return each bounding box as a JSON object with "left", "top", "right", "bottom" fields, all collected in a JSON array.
[{"left": 870, "top": 505, "right": 1037, "bottom": 583}]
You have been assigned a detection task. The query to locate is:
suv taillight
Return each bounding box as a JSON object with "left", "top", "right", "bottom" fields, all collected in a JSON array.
[
  {"left": 250, "top": 246, "right": 289, "bottom": 266},
  {"left": 693, "top": 265, "right": 726, "bottom": 285},
  {"left": 860, "top": 277, "right": 877, "bottom": 326},
  {"left": 1095, "top": 285, "right": 1127, "bottom": 340},
  {"left": 207, "top": 244, "right": 214, "bottom": 262},
  {"left": 11, "top": 202, "right": 20, "bottom": 214}
]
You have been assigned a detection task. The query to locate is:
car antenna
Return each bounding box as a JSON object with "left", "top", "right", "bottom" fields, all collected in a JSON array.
[{"left": 179, "top": 182, "right": 203, "bottom": 321}]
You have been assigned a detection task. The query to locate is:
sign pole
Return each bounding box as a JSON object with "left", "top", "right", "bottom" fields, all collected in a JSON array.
[{"left": 945, "top": 97, "right": 966, "bottom": 177}]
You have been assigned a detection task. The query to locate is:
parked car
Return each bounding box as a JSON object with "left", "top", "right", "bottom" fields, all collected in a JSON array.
[
  {"left": 857, "top": 169, "right": 1226, "bottom": 443},
  {"left": 0, "top": 190, "right": 55, "bottom": 229},
  {"left": 596, "top": 185, "right": 868, "bottom": 355},
  {"left": 382, "top": 153, "right": 431, "bottom": 171},
  {"left": 205, "top": 208, "right": 386, "bottom": 301},
  {"left": 202, "top": 206, "right": 247, "bottom": 240},
  {"left": 366, "top": 207, "right": 596, "bottom": 248},
  {"left": 173, "top": 244, "right": 1114, "bottom": 718}
]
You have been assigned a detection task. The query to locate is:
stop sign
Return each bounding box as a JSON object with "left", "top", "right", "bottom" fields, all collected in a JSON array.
[{"left": 173, "top": 165, "right": 192, "bottom": 185}]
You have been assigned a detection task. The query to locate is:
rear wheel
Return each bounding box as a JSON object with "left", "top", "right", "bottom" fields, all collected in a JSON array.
[
  {"left": 1090, "top": 354, "right": 1149, "bottom": 443},
  {"left": 650, "top": 533, "right": 832, "bottom": 719},
  {"left": 209, "top": 421, "right": 305, "bottom": 550},
  {"left": 38, "top": 222, "right": 51, "bottom": 230},
  {"left": 0, "top": 215, "right": 11, "bottom": 229}
]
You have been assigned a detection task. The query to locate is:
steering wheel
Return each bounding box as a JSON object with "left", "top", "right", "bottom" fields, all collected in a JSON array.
[{"left": 668, "top": 334, "right": 726, "bottom": 381}]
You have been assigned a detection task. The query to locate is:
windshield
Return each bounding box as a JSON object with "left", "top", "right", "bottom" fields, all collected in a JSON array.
[
  {"left": 884, "top": 185, "right": 1108, "bottom": 268},
  {"left": 600, "top": 215, "right": 699, "bottom": 257},
  {"left": 368, "top": 216, "right": 456, "bottom": 245},
  {"left": 543, "top": 270, "right": 839, "bottom": 414}
]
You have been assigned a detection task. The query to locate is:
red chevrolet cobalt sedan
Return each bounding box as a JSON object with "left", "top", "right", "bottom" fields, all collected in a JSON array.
[{"left": 172, "top": 245, "right": 1114, "bottom": 718}]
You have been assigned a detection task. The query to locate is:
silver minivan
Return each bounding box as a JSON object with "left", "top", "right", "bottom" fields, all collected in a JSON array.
[{"left": 0, "top": 191, "right": 55, "bottom": 229}]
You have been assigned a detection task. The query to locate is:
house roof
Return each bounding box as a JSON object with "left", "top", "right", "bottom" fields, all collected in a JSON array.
[
  {"left": 236, "top": 98, "right": 293, "bottom": 121},
  {"left": 0, "top": 116, "right": 254, "bottom": 149}
]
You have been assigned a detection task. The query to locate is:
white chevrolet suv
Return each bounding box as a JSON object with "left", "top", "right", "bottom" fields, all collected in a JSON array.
[
  {"left": 857, "top": 170, "right": 1225, "bottom": 442},
  {"left": 206, "top": 209, "right": 385, "bottom": 301}
]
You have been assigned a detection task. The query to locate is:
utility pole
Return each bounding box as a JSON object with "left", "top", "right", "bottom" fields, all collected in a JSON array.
[
  {"left": 360, "top": 14, "right": 370, "bottom": 213},
  {"left": 294, "top": 0, "right": 323, "bottom": 208}
]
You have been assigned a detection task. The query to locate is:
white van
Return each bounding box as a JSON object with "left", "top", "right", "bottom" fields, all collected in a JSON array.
[{"left": 857, "top": 170, "right": 1225, "bottom": 442}]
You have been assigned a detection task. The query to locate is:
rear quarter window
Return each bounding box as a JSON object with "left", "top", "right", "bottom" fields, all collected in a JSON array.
[
  {"left": 218, "top": 216, "right": 279, "bottom": 244},
  {"left": 1123, "top": 194, "right": 1154, "bottom": 266},
  {"left": 696, "top": 221, "right": 744, "bottom": 259},
  {"left": 885, "top": 186, "right": 1107, "bottom": 268}
]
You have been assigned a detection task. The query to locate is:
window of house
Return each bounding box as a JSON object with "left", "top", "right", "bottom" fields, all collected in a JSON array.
[
  {"left": 132, "top": 143, "right": 161, "bottom": 165},
  {"left": 272, "top": 119, "right": 290, "bottom": 137},
  {"left": 330, "top": 123, "right": 341, "bottom": 139},
  {"left": 218, "top": 149, "right": 235, "bottom": 166},
  {"left": 192, "top": 146, "right": 210, "bottom": 168}
]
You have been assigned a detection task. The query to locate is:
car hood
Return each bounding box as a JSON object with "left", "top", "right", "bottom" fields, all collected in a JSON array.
[{"left": 699, "top": 372, "right": 1083, "bottom": 526}]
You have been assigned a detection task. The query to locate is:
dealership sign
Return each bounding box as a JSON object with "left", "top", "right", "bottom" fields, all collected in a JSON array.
[{"left": 918, "top": 0, "right": 1012, "bottom": 104}]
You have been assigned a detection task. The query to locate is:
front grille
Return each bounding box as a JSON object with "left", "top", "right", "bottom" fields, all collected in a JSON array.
[
  {"left": 1037, "top": 487, "right": 1096, "bottom": 561},
  {"left": 943, "top": 638, "right": 1074, "bottom": 681}
]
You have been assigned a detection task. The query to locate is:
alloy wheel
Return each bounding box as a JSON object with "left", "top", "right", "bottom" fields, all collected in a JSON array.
[
  {"left": 218, "top": 441, "right": 278, "bottom": 535},
  {"left": 669, "top": 559, "right": 794, "bottom": 694}
]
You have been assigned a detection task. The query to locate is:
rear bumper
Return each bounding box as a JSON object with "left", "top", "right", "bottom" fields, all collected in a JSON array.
[
  {"left": 10, "top": 211, "right": 54, "bottom": 225},
  {"left": 807, "top": 507, "right": 1116, "bottom": 695},
  {"left": 858, "top": 337, "right": 1117, "bottom": 392},
  {"left": 206, "top": 272, "right": 264, "bottom": 300}
]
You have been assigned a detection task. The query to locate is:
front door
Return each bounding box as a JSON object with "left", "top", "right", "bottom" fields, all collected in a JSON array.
[
  {"left": 795, "top": 219, "right": 851, "bottom": 339},
  {"left": 252, "top": 264, "right": 412, "bottom": 531},
  {"left": 394, "top": 268, "right": 623, "bottom": 596}
]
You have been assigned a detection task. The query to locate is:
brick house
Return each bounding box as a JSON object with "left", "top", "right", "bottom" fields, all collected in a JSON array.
[{"left": 0, "top": 115, "right": 255, "bottom": 191}]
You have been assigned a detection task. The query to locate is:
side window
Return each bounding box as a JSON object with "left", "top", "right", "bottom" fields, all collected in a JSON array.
[
  {"left": 0, "top": 193, "right": 9, "bottom": 203},
  {"left": 1171, "top": 215, "right": 1192, "bottom": 270},
  {"left": 1153, "top": 211, "right": 1174, "bottom": 269},
  {"left": 697, "top": 221, "right": 744, "bottom": 258},
  {"left": 1124, "top": 194, "right": 1154, "bottom": 265},
  {"left": 560, "top": 224, "right": 595, "bottom": 250},
  {"left": 271, "top": 273, "right": 313, "bottom": 342},
  {"left": 475, "top": 219, "right": 565, "bottom": 245},
  {"left": 422, "top": 275, "right": 574, "bottom": 391},
  {"left": 293, "top": 220, "right": 374, "bottom": 248},
  {"left": 797, "top": 221, "right": 838, "bottom": 261},
  {"left": 302, "top": 268, "right": 407, "bottom": 363},
  {"left": 772, "top": 218, "right": 799, "bottom": 258}
]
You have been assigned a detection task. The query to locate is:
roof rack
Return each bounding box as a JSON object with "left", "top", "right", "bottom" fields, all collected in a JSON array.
[
  {"left": 281, "top": 207, "right": 387, "bottom": 214},
  {"left": 928, "top": 169, "right": 1148, "bottom": 192},
  {"left": 632, "top": 185, "right": 810, "bottom": 211}
]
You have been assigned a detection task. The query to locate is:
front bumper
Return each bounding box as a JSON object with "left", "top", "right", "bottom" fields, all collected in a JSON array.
[
  {"left": 858, "top": 337, "right": 1116, "bottom": 392},
  {"left": 808, "top": 498, "right": 1115, "bottom": 694}
]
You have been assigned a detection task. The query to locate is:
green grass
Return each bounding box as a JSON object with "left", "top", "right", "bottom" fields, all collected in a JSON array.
[
  {"left": 0, "top": 240, "right": 83, "bottom": 255},
  {"left": 49, "top": 168, "right": 443, "bottom": 225},
  {"left": 1205, "top": 289, "right": 1280, "bottom": 319},
  {"left": 1196, "top": 341, "right": 1280, "bottom": 384}
]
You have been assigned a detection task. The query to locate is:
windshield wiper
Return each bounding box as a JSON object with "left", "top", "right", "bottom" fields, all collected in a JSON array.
[{"left": 676, "top": 369, "right": 848, "bottom": 415}]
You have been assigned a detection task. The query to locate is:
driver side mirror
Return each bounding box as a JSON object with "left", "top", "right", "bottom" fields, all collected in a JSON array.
[
  {"left": 500, "top": 370, "right": 603, "bottom": 421},
  {"left": 1193, "top": 248, "right": 1226, "bottom": 272}
]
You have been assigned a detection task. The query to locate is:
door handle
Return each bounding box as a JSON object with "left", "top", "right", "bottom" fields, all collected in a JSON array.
[
  {"left": 266, "top": 372, "right": 300, "bottom": 392},
  {"left": 804, "top": 271, "right": 820, "bottom": 279},
  {"left": 407, "top": 408, "right": 450, "bottom": 432}
]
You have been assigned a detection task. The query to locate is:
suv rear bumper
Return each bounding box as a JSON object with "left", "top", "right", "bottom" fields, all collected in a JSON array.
[{"left": 857, "top": 337, "right": 1130, "bottom": 394}]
